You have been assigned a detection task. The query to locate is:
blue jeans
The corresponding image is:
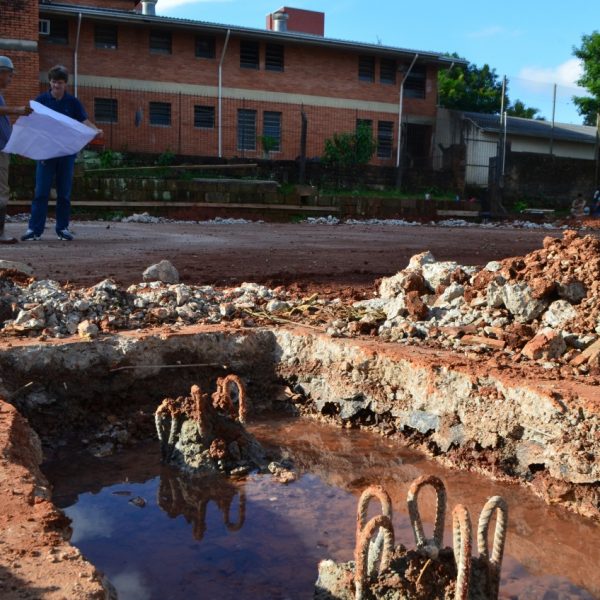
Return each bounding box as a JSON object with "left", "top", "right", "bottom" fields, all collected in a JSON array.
[{"left": 28, "top": 155, "right": 76, "bottom": 235}]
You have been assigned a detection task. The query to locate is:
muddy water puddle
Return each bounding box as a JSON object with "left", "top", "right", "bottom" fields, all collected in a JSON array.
[{"left": 44, "top": 417, "right": 599, "bottom": 600}]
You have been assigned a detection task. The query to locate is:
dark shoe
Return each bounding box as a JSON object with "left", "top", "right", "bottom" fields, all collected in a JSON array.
[
  {"left": 56, "top": 229, "right": 74, "bottom": 241},
  {"left": 21, "top": 230, "right": 40, "bottom": 241}
]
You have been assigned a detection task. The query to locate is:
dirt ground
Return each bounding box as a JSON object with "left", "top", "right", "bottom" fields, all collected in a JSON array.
[
  {"left": 1, "top": 219, "right": 599, "bottom": 599},
  {"left": 0, "top": 220, "right": 579, "bottom": 290}
]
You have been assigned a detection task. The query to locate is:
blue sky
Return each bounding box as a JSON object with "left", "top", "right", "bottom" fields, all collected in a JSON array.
[{"left": 157, "top": 0, "right": 600, "bottom": 124}]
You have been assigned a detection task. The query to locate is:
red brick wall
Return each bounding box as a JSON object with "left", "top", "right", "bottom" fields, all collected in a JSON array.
[
  {"left": 40, "top": 21, "right": 437, "bottom": 111},
  {"left": 37, "top": 15, "right": 439, "bottom": 161},
  {"left": 0, "top": 0, "right": 39, "bottom": 103}
]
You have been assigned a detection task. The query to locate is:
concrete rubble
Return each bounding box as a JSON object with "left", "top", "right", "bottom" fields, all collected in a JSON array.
[{"left": 1, "top": 231, "right": 598, "bottom": 379}]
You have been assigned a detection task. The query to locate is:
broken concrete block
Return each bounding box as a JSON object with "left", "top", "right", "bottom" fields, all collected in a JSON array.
[
  {"left": 522, "top": 329, "right": 567, "bottom": 361},
  {"left": 266, "top": 299, "right": 289, "bottom": 314},
  {"left": 142, "top": 260, "right": 179, "bottom": 284},
  {"left": 0, "top": 260, "right": 33, "bottom": 276},
  {"left": 542, "top": 300, "right": 578, "bottom": 329},
  {"left": 434, "top": 283, "right": 464, "bottom": 307},
  {"left": 557, "top": 280, "right": 587, "bottom": 304},
  {"left": 422, "top": 261, "right": 459, "bottom": 291},
  {"left": 501, "top": 283, "right": 548, "bottom": 323},
  {"left": 407, "top": 250, "right": 436, "bottom": 270},
  {"left": 379, "top": 270, "right": 426, "bottom": 300},
  {"left": 77, "top": 319, "right": 99, "bottom": 339}
]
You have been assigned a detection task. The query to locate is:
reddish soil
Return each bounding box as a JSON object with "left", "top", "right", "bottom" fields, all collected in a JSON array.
[
  {"left": 0, "top": 220, "right": 599, "bottom": 598},
  {"left": 0, "top": 221, "right": 577, "bottom": 292}
]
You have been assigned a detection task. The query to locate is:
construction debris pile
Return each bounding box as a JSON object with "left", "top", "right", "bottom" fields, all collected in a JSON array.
[
  {"left": 0, "top": 231, "right": 598, "bottom": 379},
  {"left": 155, "top": 376, "right": 295, "bottom": 482},
  {"left": 334, "top": 230, "right": 600, "bottom": 376},
  {"left": 315, "top": 476, "right": 508, "bottom": 600}
]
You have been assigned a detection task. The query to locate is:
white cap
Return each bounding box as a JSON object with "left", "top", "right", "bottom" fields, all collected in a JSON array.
[{"left": 0, "top": 56, "right": 14, "bottom": 72}]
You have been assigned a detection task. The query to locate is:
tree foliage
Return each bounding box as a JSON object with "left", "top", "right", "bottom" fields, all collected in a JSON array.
[
  {"left": 438, "top": 53, "right": 541, "bottom": 118},
  {"left": 507, "top": 99, "right": 542, "bottom": 120},
  {"left": 322, "top": 121, "right": 376, "bottom": 168},
  {"left": 438, "top": 54, "right": 504, "bottom": 113},
  {"left": 573, "top": 31, "right": 600, "bottom": 126}
]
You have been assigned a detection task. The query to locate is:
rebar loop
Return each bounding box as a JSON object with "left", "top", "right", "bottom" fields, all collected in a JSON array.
[
  {"left": 452, "top": 504, "right": 473, "bottom": 600},
  {"left": 354, "top": 515, "right": 395, "bottom": 600},
  {"left": 477, "top": 496, "right": 509, "bottom": 600},
  {"left": 407, "top": 475, "right": 447, "bottom": 558},
  {"left": 356, "top": 486, "right": 393, "bottom": 576},
  {"left": 212, "top": 374, "right": 248, "bottom": 423}
]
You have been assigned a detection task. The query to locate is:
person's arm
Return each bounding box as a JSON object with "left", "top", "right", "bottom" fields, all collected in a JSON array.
[
  {"left": 82, "top": 118, "right": 104, "bottom": 139},
  {"left": 0, "top": 105, "right": 32, "bottom": 117}
]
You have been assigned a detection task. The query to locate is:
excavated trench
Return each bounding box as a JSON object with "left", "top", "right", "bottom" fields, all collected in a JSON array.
[{"left": 1, "top": 324, "right": 599, "bottom": 598}]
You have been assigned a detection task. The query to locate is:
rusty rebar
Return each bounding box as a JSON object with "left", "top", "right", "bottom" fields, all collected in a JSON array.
[
  {"left": 477, "top": 496, "right": 508, "bottom": 600},
  {"left": 452, "top": 504, "right": 472, "bottom": 600},
  {"left": 354, "top": 514, "right": 395, "bottom": 600},
  {"left": 407, "top": 475, "right": 447, "bottom": 558},
  {"left": 356, "top": 485, "right": 393, "bottom": 576}
]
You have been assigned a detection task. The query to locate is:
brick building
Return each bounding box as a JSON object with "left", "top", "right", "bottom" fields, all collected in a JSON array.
[{"left": 2, "top": 1, "right": 460, "bottom": 164}]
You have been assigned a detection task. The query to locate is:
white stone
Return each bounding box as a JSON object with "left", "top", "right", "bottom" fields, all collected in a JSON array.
[
  {"left": 542, "top": 300, "right": 578, "bottom": 329},
  {"left": 142, "top": 260, "right": 179, "bottom": 284},
  {"left": 501, "top": 283, "right": 548, "bottom": 323}
]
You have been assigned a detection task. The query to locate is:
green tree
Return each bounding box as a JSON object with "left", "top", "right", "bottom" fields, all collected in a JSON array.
[
  {"left": 439, "top": 53, "right": 542, "bottom": 118},
  {"left": 438, "top": 54, "right": 505, "bottom": 113},
  {"left": 507, "top": 99, "right": 543, "bottom": 120},
  {"left": 573, "top": 31, "right": 600, "bottom": 125},
  {"left": 322, "top": 121, "right": 376, "bottom": 168}
]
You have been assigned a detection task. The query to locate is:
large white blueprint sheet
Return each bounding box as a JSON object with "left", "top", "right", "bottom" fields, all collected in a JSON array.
[{"left": 2, "top": 100, "right": 96, "bottom": 160}]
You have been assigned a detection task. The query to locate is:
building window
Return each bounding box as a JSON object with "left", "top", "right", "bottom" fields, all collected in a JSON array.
[
  {"left": 94, "top": 98, "right": 118, "bottom": 123},
  {"left": 150, "top": 30, "right": 172, "bottom": 55},
  {"left": 263, "top": 111, "right": 281, "bottom": 152},
  {"left": 358, "top": 56, "right": 375, "bottom": 82},
  {"left": 240, "top": 40, "right": 259, "bottom": 69},
  {"left": 237, "top": 109, "right": 256, "bottom": 150},
  {"left": 265, "top": 43, "right": 284, "bottom": 72},
  {"left": 195, "top": 35, "right": 215, "bottom": 59},
  {"left": 405, "top": 64, "right": 427, "bottom": 98},
  {"left": 149, "top": 101, "right": 171, "bottom": 126},
  {"left": 377, "top": 121, "right": 394, "bottom": 158},
  {"left": 94, "top": 24, "right": 117, "bottom": 49},
  {"left": 194, "top": 105, "right": 215, "bottom": 128},
  {"left": 380, "top": 58, "right": 396, "bottom": 84},
  {"left": 47, "top": 18, "right": 69, "bottom": 45}
]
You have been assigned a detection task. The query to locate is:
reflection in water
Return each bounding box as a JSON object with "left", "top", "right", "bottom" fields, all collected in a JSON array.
[
  {"left": 45, "top": 417, "right": 600, "bottom": 600},
  {"left": 158, "top": 470, "right": 246, "bottom": 540},
  {"left": 110, "top": 571, "right": 152, "bottom": 600}
]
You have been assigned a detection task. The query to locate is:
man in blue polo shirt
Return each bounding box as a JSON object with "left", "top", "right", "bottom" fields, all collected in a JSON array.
[
  {"left": 0, "top": 56, "right": 32, "bottom": 243},
  {"left": 21, "top": 64, "right": 102, "bottom": 241}
]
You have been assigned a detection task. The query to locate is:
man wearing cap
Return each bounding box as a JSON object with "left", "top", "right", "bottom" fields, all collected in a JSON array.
[{"left": 0, "top": 56, "right": 32, "bottom": 243}]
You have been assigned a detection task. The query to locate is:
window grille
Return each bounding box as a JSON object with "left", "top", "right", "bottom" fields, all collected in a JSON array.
[
  {"left": 94, "top": 98, "right": 118, "bottom": 123},
  {"left": 240, "top": 40, "right": 259, "bottom": 69},
  {"left": 263, "top": 111, "right": 282, "bottom": 151},
  {"left": 150, "top": 30, "right": 172, "bottom": 55},
  {"left": 95, "top": 24, "right": 117, "bottom": 49},
  {"left": 377, "top": 121, "right": 394, "bottom": 158},
  {"left": 194, "top": 105, "right": 215, "bottom": 128},
  {"left": 237, "top": 109, "right": 257, "bottom": 150},
  {"left": 358, "top": 56, "right": 375, "bottom": 82},
  {"left": 265, "top": 44, "right": 284, "bottom": 71},
  {"left": 149, "top": 101, "right": 171, "bottom": 126},
  {"left": 195, "top": 35, "right": 215, "bottom": 59}
]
